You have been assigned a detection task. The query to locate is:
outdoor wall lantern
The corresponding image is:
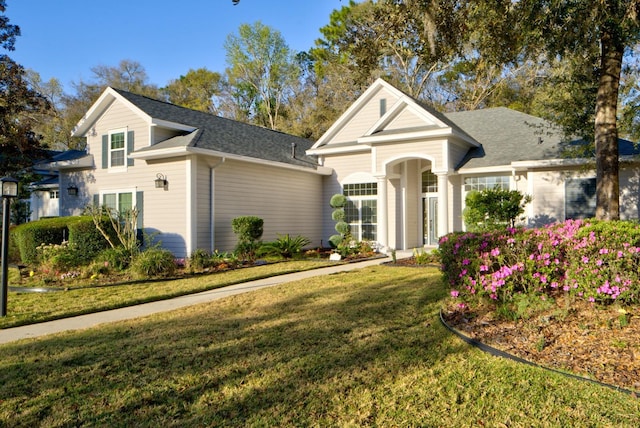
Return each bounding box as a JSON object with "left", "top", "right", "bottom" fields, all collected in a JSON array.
[
  {"left": 67, "top": 184, "right": 79, "bottom": 196},
  {"left": 155, "top": 173, "right": 168, "bottom": 189},
  {"left": 0, "top": 176, "right": 19, "bottom": 317}
]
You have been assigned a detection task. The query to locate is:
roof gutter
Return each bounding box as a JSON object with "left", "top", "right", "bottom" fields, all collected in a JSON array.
[{"left": 130, "top": 146, "right": 333, "bottom": 175}]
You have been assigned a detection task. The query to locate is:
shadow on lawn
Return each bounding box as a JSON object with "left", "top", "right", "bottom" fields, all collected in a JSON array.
[{"left": 0, "top": 267, "right": 467, "bottom": 426}]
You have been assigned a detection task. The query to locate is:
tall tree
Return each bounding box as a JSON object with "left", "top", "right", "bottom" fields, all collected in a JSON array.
[
  {"left": 163, "top": 68, "right": 223, "bottom": 114},
  {"left": 89, "top": 59, "right": 160, "bottom": 98},
  {"left": 471, "top": 0, "right": 640, "bottom": 221},
  {"left": 224, "top": 21, "right": 299, "bottom": 130},
  {"left": 0, "top": 0, "right": 50, "bottom": 177}
]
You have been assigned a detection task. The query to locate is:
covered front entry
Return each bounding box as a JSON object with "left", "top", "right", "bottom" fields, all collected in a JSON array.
[{"left": 374, "top": 158, "right": 448, "bottom": 251}]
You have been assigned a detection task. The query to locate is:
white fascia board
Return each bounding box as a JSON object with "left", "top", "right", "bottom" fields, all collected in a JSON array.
[
  {"left": 306, "top": 144, "right": 371, "bottom": 156},
  {"left": 358, "top": 127, "right": 454, "bottom": 145},
  {"left": 510, "top": 158, "right": 588, "bottom": 169},
  {"left": 35, "top": 155, "right": 95, "bottom": 171},
  {"left": 130, "top": 146, "right": 333, "bottom": 176},
  {"left": 151, "top": 118, "right": 197, "bottom": 132},
  {"left": 311, "top": 78, "right": 404, "bottom": 149},
  {"left": 455, "top": 165, "right": 517, "bottom": 175},
  {"left": 72, "top": 88, "right": 154, "bottom": 137}
]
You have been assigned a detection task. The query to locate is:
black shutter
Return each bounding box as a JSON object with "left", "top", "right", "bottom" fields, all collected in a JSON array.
[
  {"left": 102, "top": 135, "right": 108, "bottom": 169},
  {"left": 136, "top": 191, "right": 144, "bottom": 243},
  {"left": 127, "top": 131, "right": 134, "bottom": 166}
]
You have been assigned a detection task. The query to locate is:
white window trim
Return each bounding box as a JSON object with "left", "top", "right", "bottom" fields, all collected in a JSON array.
[
  {"left": 108, "top": 127, "right": 128, "bottom": 172},
  {"left": 343, "top": 182, "right": 378, "bottom": 242},
  {"left": 100, "top": 188, "right": 137, "bottom": 212}
]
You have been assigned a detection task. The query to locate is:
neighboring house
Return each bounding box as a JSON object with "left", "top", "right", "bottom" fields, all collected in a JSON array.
[
  {"left": 308, "top": 78, "right": 640, "bottom": 251},
  {"left": 44, "top": 87, "right": 330, "bottom": 258},
  {"left": 36, "top": 78, "right": 639, "bottom": 256},
  {"left": 30, "top": 150, "right": 91, "bottom": 220}
]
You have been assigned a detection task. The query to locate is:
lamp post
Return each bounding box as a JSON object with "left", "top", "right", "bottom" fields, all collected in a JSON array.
[{"left": 1, "top": 176, "right": 18, "bottom": 317}]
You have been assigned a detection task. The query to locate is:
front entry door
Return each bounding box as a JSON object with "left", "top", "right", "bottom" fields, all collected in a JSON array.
[{"left": 423, "top": 197, "right": 438, "bottom": 246}]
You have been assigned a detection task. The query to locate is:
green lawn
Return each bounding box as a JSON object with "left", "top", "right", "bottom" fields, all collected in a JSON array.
[
  {"left": 1, "top": 260, "right": 332, "bottom": 329},
  {"left": 1, "top": 265, "right": 639, "bottom": 427}
]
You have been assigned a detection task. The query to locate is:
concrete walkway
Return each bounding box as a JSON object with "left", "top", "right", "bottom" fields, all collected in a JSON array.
[{"left": 0, "top": 256, "right": 393, "bottom": 345}]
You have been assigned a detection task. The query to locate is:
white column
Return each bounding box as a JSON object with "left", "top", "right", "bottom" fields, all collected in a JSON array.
[
  {"left": 376, "top": 175, "right": 388, "bottom": 252},
  {"left": 437, "top": 173, "right": 449, "bottom": 238}
]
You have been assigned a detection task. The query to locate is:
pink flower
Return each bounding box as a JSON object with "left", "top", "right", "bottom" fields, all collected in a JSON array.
[
  {"left": 450, "top": 290, "right": 460, "bottom": 298},
  {"left": 490, "top": 247, "right": 500, "bottom": 257}
]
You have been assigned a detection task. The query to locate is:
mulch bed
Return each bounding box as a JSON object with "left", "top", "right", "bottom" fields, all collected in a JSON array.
[
  {"left": 442, "top": 297, "right": 640, "bottom": 394},
  {"left": 384, "top": 258, "right": 640, "bottom": 393}
]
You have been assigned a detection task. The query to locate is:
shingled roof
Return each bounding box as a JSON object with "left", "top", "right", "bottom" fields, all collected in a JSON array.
[
  {"left": 444, "top": 107, "right": 639, "bottom": 170},
  {"left": 112, "top": 88, "right": 319, "bottom": 169},
  {"left": 443, "top": 107, "right": 569, "bottom": 170}
]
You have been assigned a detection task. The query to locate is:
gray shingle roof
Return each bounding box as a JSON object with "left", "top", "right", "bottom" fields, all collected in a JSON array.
[
  {"left": 113, "top": 88, "right": 319, "bottom": 169},
  {"left": 444, "top": 107, "right": 568, "bottom": 169},
  {"left": 445, "top": 107, "right": 639, "bottom": 170}
]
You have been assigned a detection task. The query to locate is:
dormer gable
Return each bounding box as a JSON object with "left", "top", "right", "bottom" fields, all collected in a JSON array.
[
  {"left": 308, "top": 78, "right": 478, "bottom": 155},
  {"left": 71, "top": 87, "right": 196, "bottom": 139}
]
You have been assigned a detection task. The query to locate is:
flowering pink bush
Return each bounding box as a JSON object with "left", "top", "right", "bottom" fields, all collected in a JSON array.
[{"left": 440, "top": 219, "right": 640, "bottom": 305}]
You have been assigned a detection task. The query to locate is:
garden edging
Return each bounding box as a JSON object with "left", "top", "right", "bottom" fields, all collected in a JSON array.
[{"left": 439, "top": 309, "right": 638, "bottom": 398}]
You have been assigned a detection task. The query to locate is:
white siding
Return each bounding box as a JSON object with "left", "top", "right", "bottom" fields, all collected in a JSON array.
[
  {"left": 213, "top": 160, "right": 324, "bottom": 251},
  {"left": 386, "top": 108, "right": 432, "bottom": 131},
  {"left": 329, "top": 88, "right": 398, "bottom": 144},
  {"left": 620, "top": 166, "right": 640, "bottom": 220},
  {"left": 375, "top": 140, "right": 444, "bottom": 173},
  {"left": 528, "top": 170, "right": 567, "bottom": 227},
  {"left": 322, "top": 152, "right": 375, "bottom": 242},
  {"left": 153, "top": 127, "right": 183, "bottom": 144}
]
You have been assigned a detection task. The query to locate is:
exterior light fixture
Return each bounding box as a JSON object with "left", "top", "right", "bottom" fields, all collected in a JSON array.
[
  {"left": 67, "top": 184, "right": 79, "bottom": 196},
  {"left": 0, "top": 176, "right": 19, "bottom": 317},
  {"left": 0, "top": 176, "right": 18, "bottom": 198},
  {"left": 155, "top": 173, "right": 168, "bottom": 189}
]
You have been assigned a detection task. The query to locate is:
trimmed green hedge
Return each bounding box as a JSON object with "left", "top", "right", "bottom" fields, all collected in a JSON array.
[
  {"left": 11, "top": 217, "right": 71, "bottom": 265},
  {"left": 11, "top": 216, "right": 118, "bottom": 266},
  {"left": 68, "top": 216, "right": 117, "bottom": 264}
]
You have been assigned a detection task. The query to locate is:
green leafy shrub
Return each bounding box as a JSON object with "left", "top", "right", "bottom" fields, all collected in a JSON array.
[
  {"left": 68, "top": 216, "right": 116, "bottom": 264},
  {"left": 329, "top": 193, "right": 349, "bottom": 248},
  {"left": 261, "top": 234, "right": 311, "bottom": 259},
  {"left": 413, "top": 248, "right": 439, "bottom": 265},
  {"left": 443, "top": 219, "right": 640, "bottom": 308},
  {"left": 7, "top": 225, "right": 20, "bottom": 263},
  {"left": 188, "top": 248, "right": 212, "bottom": 272},
  {"left": 96, "top": 246, "right": 133, "bottom": 271},
  {"left": 328, "top": 234, "right": 343, "bottom": 249},
  {"left": 37, "top": 241, "right": 83, "bottom": 272},
  {"left": 231, "top": 216, "right": 264, "bottom": 262},
  {"left": 463, "top": 188, "right": 531, "bottom": 231},
  {"left": 329, "top": 194, "right": 347, "bottom": 208},
  {"left": 11, "top": 217, "right": 72, "bottom": 264},
  {"left": 131, "top": 248, "right": 176, "bottom": 278},
  {"left": 331, "top": 208, "right": 345, "bottom": 222}
]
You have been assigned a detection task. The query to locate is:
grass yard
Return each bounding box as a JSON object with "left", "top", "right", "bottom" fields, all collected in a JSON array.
[
  {"left": 1, "top": 260, "right": 332, "bottom": 329},
  {"left": 1, "top": 265, "right": 639, "bottom": 427}
]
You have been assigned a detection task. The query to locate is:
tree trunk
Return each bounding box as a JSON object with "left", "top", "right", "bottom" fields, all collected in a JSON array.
[{"left": 594, "top": 28, "right": 623, "bottom": 221}]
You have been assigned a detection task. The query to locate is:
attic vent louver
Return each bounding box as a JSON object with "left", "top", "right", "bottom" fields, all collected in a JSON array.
[{"left": 380, "top": 98, "right": 387, "bottom": 117}]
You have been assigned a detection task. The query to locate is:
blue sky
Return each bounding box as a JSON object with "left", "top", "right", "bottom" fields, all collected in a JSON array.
[{"left": 8, "top": 0, "right": 345, "bottom": 92}]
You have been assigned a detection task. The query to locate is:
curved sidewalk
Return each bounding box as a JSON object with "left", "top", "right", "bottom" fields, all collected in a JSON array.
[{"left": 0, "top": 257, "right": 390, "bottom": 345}]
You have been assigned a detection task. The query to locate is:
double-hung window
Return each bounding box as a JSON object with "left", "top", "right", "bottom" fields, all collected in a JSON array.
[
  {"left": 102, "top": 190, "right": 134, "bottom": 214},
  {"left": 344, "top": 183, "right": 377, "bottom": 241},
  {"left": 109, "top": 128, "right": 127, "bottom": 169}
]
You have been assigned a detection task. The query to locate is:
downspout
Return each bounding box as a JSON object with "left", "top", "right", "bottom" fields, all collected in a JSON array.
[{"left": 210, "top": 157, "right": 226, "bottom": 253}]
